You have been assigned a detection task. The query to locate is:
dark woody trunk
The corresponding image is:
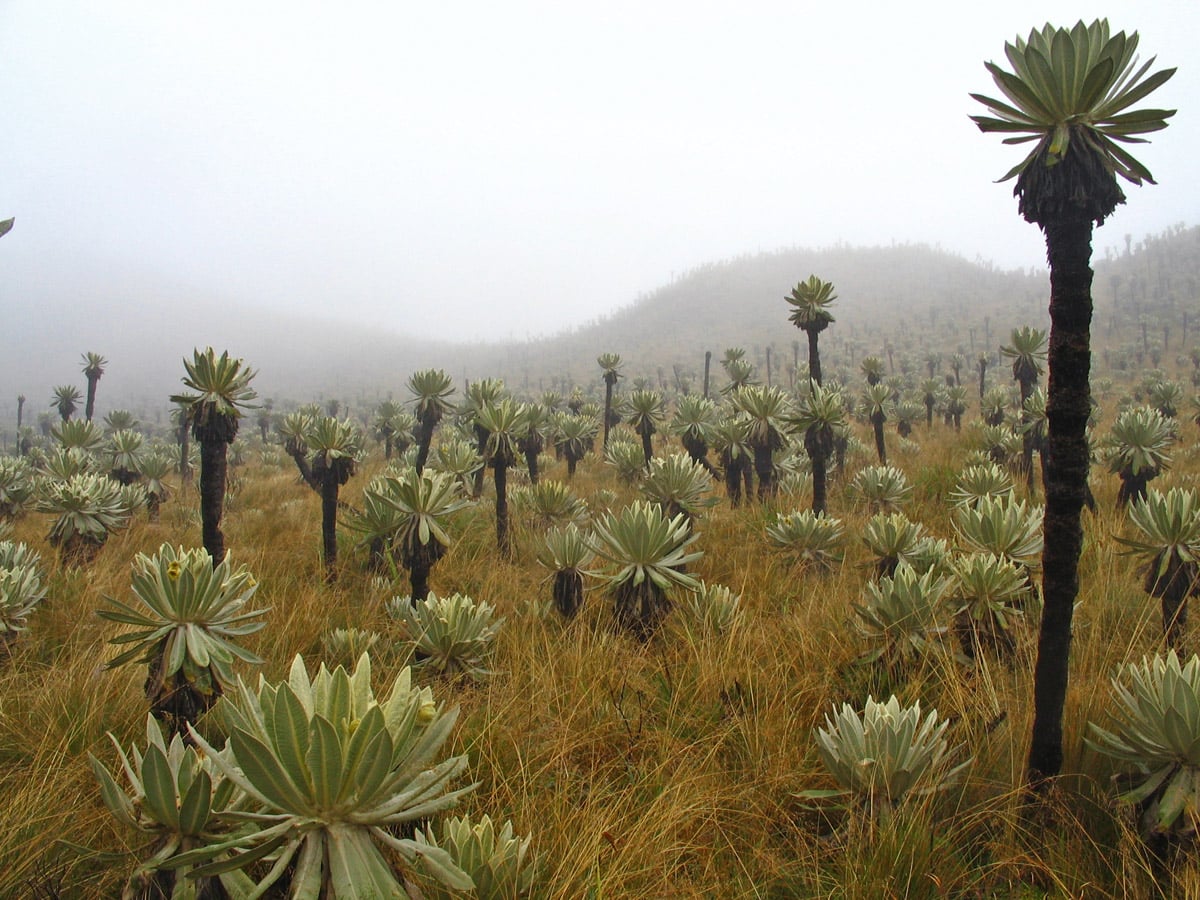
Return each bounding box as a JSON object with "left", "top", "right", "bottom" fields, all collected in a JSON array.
[
  {"left": 1117, "top": 469, "right": 1155, "bottom": 507},
  {"left": 723, "top": 451, "right": 743, "bottom": 507},
  {"left": 317, "top": 459, "right": 351, "bottom": 581},
  {"left": 614, "top": 579, "right": 670, "bottom": 642},
  {"left": 285, "top": 441, "right": 321, "bottom": 493},
  {"left": 1027, "top": 212, "right": 1096, "bottom": 785},
  {"left": 85, "top": 375, "right": 99, "bottom": 422},
  {"left": 681, "top": 433, "right": 718, "bottom": 475},
  {"left": 805, "top": 425, "right": 831, "bottom": 516},
  {"left": 603, "top": 379, "right": 615, "bottom": 448},
  {"left": 1147, "top": 557, "right": 1198, "bottom": 653},
  {"left": 198, "top": 440, "right": 229, "bottom": 565},
  {"left": 1018, "top": 377, "right": 1036, "bottom": 489},
  {"left": 871, "top": 413, "right": 887, "bottom": 465},
  {"left": 414, "top": 409, "right": 439, "bottom": 474},
  {"left": 405, "top": 540, "right": 445, "bottom": 604},
  {"left": 807, "top": 331, "right": 822, "bottom": 385},
  {"left": 553, "top": 569, "right": 584, "bottom": 618},
  {"left": 753, "top": 444, "right": 775, "bottom": 501},
  {"left": 472, "top": 424, "right": 488, "bottom": 498},
  {"left": 494, "top": 461, "right": 511, "bottom": 558}
]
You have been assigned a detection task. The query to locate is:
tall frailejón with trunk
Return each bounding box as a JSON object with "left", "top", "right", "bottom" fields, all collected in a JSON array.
[
  {"left": 170, "top": 348, "right": 258, "bottom": 565},
  {"left": 972, "top": 19, "right": 1174, "bottom": 783}
]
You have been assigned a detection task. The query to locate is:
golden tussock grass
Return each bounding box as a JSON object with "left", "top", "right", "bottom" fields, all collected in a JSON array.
[{"left": 1, "top": 411, "right": 1199, "bottom": 897}]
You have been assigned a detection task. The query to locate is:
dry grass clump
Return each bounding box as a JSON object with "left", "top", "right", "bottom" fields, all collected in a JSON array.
[{"left": 0, "top": 408, "right": 1197, "bottom": 897}]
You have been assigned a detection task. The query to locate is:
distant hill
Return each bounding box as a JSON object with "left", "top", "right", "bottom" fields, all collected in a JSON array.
[
  {"left": 477, "top": 226, "right": 1200, "bottom": 395},
  {"left": 483, "top": 242, "right": 1047, "bottom": 393},
  {"left": 2, "top": 227, "right": 1195, "bottom": 434}
]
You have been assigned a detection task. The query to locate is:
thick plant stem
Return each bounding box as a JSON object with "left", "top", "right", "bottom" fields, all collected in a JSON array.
[
  {"left": 871, "top": 414, "right": 887, "bottom": 465},
  {"left": 753, "top": 445, "right": 775, "bottom": 501},
  {"left": 410, "top": 561, "right": 430, "bottom": 604},
  {"left": 494, "top": 462, "right": 511, "bottom": 558},
  {"left": 805, "top": 426, "right": 829, "bottom": 516},
  {"left": 603, "top": 380, "right": 614, "bottom": 448},
  {"left": 198, "top": 440, "right": 228, "bottom": 565},
  {"left": 1027, "top": 213, "right": 1094, "bottom": 785},
  {"left": 640, "top": 430, "right": 653, "bottom": 468},
  {"left": 414, "top": 410, "right": 437, "bottom": 474},
  {"left": 321, "top": 471, "right": 339, "bottom": 580},
  {"left": 807, "top": 331, "right": 822, "bottom": 385}
]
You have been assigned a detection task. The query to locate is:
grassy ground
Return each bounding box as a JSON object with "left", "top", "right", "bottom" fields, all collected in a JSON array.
[{"left": 1, "top": 405, "right": 1198, "bottom": 898}]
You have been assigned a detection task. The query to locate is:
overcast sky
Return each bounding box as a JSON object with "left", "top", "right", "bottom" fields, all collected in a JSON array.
[{"left": 3, "top": 1, "right": 1196, "bottom": 343}]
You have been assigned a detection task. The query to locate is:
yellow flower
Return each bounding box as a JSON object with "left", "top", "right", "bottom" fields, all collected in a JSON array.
[
  {"left": 416, "top": 693, "right": 437, "bottom": 725},
  {"left": 166, "top": 561, "right": 182, "bottom": 581}
]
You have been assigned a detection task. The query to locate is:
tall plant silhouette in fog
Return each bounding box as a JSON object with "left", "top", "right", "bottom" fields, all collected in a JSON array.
[
  {"left": 409, "top": 369, "right": 455, "bottom": 474},
  {"left": 170, "top": 349, "right": 258, "bottom": 564},
  {"left": 81, "top": 352, "right": 107, "bottom": 422},
  {"left": 598, "top": 353, "right": 623, "bottom": 449},
  {"left": 307, "top": 416, "right": 362, "bottom": 579},
  {"left": 786, "top": 275, "right": 836, "bottom": 386},
  {"left": 1001, "top": 326, "right": 1047, "bottom": 487}
]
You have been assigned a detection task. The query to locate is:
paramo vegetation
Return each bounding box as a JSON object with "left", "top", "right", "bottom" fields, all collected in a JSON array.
[{"left": 3, "top": 18, "right": 1200, "bottom": 900}]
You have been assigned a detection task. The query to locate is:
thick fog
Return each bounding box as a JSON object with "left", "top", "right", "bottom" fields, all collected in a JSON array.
[{"left": 3, "top": 0, "right": 1197, "bottom": 348}]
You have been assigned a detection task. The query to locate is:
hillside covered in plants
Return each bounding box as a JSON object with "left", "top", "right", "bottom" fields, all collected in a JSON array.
[
  {"left": 5, "top": 222, "right": 1198, "bottom": 434},
  {"left": 1, "top": 224, "right": 1199, "bottom": 894}
]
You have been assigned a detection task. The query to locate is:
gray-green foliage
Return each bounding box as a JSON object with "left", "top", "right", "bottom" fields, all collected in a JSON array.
[
  {"left": 170, "top": 348, "right": 258, "bottom": 428},
  {"left": 949, "top": 462, "right": 1015, "bottom": 509},
  {"left": 640, "top": 451, "right": 718, "bottom": 524},
  {"left": 390, "top": 591, "right": 504, "bottom": 680},
  {"left": 604, "top": 437, "right": 648, "bottom": 485},
  {"left": 1088, "top": 651, "right": 1200, "bottom": 839},
  {"left": 854, "top": 563, "right": 949, "bottom": 673},
  {"left": 948, "top": 552, "right": 1029, "bottom": 658},
  {"left": 670, "top": 394, "right": 718, "bottom": 445},
  {"left": 952, "top": 496, "right": 1044, "bottom": 570},
  {"left": 766, "top": 510, "right": 845, "bottom": 571},
  {"left": 849, "top": 465, "right": 912, "bottom": 513},
  {"left": 1117, "top": 487, "right": 1200, "bottom": 647},
  {"left": 434, "top": 436, "right": 485, "bottom": 490},
  {"left": 861, "top": 512, "right": 926, "bottom": 575},
  {"left": 1103, "top": 405, "right": 1177, "bottom": 503},
  {"left": 108, "top": 429, "right": 146, "bottom": 481},
  {"left": 590, "top": 500, "right": 702, "bottom": 638},
  {"left": 323, "top": 627, "right": 382, "bottom": 668},
  {"left": 89, "top": 713, "right": 253, "bottom": 899},
  {"left": 99, "top": 544, "right": 267, "bottom": 722},
  {"left": 512, "top": 479, "right": 589, "bottom": 530},
  {"left": 537, "top": 522, "right": 596, "bottom": 619},
  {"left": 970, "top": 19, "right": 1177, "bottom": 186},
  {"left": 348, "top": 469, "right": 471, "bottom": 572},
  {"left": 176, "top": 654, "right": 477, "bottom": 897},
  {"left": 416, "top": 814, "right": 536, "bottom": 900},
  {"left": 53, "top": 418, "right": 105, "bottom": 452},
  {"left": 812, "top": 695, "right": 970, "bottom": 817},
  {"left": 37, "top": 471, "right": 130, "bottom": 562},
  {"left": 1119, "top": 488, "right": 1200, "bottom": 589},
  {"left": 306, "top": 416, "right": 364, "bottom": 471},
  {"left": 677, "top": 579, "right": 743, "bottom": 637},
  {"left": 0, "top": 541, "right": 46, "bottom": 646},
  {"left": 0, "top": 457, "right": 35, "bottom": 520}
]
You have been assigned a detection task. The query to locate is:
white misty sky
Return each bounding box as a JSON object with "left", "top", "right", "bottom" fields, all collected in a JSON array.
[{"left": 3, "top": 1, "right": 1197, "bottom": 342}]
